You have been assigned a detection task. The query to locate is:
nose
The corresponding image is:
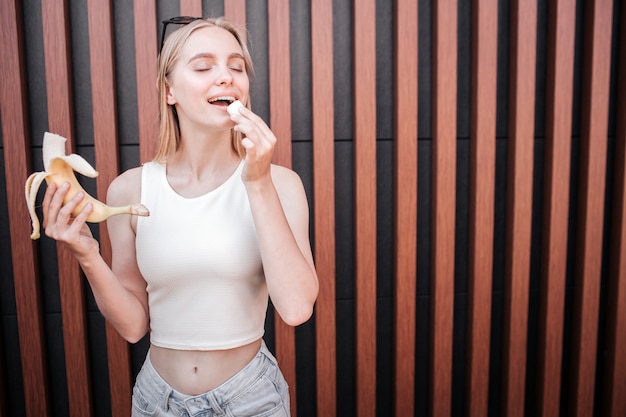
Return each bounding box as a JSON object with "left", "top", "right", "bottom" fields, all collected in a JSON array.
[{"left": 216, "top": 65, "right": 234, "bottom": 85}]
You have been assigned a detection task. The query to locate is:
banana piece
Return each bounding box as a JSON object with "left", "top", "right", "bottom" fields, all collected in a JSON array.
[
  {"left": 227, "top": 100, "right": 244, "bottom": 116},
  {"left": 25, "top": 132, "right": 149, "bottom": 240}
]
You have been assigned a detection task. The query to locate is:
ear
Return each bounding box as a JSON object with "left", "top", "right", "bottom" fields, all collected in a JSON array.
[{"left": 164, "top": 82, "right": 177, "bottom": 105}]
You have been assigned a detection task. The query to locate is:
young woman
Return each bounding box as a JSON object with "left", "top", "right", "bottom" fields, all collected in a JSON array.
[{"left": 42, "top": 17, "right": 318, "bottom": 416}]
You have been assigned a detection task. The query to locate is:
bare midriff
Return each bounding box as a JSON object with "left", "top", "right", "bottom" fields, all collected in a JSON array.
[{"left": 149, "top": 338, "right": 262, "bottom": 395}]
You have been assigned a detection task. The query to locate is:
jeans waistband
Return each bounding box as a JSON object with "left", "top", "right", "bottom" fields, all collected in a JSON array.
[{"left": 142, "top": 340, "right": 274, "bottom": 413}]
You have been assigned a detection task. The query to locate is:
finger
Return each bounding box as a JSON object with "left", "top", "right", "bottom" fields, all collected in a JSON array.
[
  {"left": 67, "top": 202, "right": 92, "bottom": 234},
  {"left": 43, "top": 182, "right": 71, "bottom": 226},
  {"left": 41, "top": 182, "right": 58, "bottom": 227},
  {"left": 57, "top": 190, "right": 85, "bottom": 222},
  {"left": 241, "top": 137, "right": 255, "bottom": 152},
  {"left": 239, "top": 108, "right": 276, "bottom": 144},
  {"left": 231, "top": 108, "right": 275, "bottom": 143},
  {"left": 234, "top": 122, "right": 274, "bottom": 155}
]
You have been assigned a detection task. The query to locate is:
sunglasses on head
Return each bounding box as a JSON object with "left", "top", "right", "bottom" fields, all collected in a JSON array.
[{"left": 159, "top": 16, "right": 204, "bottom": 53}]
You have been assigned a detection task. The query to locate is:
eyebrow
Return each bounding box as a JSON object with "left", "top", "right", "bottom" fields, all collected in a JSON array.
[{"left": 187, "top": 52, "right": 246, "bottom": 64}]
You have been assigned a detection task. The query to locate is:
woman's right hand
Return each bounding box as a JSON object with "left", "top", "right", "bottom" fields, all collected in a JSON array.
[{"left": 41, "top": 181, "right": 100, "bottom": 259}]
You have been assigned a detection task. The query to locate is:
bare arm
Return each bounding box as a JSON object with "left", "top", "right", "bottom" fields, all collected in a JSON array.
[
  {"left": 245, "top": 166, "right": 319, "bottom": 326},
  {"left": 231, "top": 106, "right": 318, "bottom": 326},
  {"left": 42, "top": 168, "right": 150, "bottom": 342}
]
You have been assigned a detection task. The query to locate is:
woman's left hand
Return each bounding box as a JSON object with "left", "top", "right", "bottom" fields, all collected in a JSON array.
[{"left": 229, "top": 106, "right": 276, "bottom": 182}]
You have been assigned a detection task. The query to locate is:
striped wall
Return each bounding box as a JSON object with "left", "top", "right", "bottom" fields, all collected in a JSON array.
[{"left": 0, "top": 0, "right": 624, "bottom": 416}]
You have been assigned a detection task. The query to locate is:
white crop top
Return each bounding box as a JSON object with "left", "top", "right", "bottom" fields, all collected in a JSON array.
[{"left": 135, "top": 161, "right": 267, "bottom": 350}]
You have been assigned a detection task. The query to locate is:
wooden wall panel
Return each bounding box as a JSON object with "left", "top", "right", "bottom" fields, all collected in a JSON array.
[
  {"left": 268, "top": 0, "right": 293, "bottom": 167},
  {"left": 604, "top": 3, "right": 626, "bottom": 416},
  {"left": 536, "top": 0, "right": 576, "bottom": 415},
  {"left": 0, "top": 1, "right": 51, "bottom": 416},
  {"left": 180, "top": 0, "right": 202, "bottom": 17},
  {"left": 393, "top": 0, "right": 418, "bottom": 416},
  {"left": 466, "top": 0, "right": 498, "bottom": 415},
  {"left": 224, "top": 0, "right": 246, "bottom": 40},
  {"left": 568, "top": 0, "right": 613, "bottom": 415},
  {"left": 502, "top": 1, "right": 537, "bottom": 416},
  {"left": 311, "top": 0, "right": 337, "bottom": 415},
  {"left": 353, "top": 0, "right": 377, "bottom": 415},
  {"left": 41, "top": 1, "right": 93, "bottom": 415},
  {"left": 1, "top": 1, "right": 625, "bottom": 416},
  {"left": 267, "top": 1, "right": 297, "bottom": 416},
  {"left": 431, "top": 0, "right": 457, "bottom": 415},
  {"left": 86, "top": 1, "right": 132, "bottom": 416},
  {"left": 134, "top": 0, "right": 158, "bottom": 163}
]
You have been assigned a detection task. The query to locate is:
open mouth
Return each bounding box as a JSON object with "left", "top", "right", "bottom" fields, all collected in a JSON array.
[{"left": 208, "top": 96, "right": 236, "bottom": 107}]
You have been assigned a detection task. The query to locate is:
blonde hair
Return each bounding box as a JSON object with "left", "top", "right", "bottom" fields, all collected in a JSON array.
[{"left": 154, "top": 17, "right": 254, "bottom": 162}]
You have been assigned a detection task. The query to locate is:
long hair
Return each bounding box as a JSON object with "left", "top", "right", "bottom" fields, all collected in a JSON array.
[{"left": 153, "top": 17, "right": 254, "bottom": 162}]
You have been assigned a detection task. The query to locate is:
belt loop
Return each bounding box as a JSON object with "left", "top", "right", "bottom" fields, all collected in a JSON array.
[
  {"left": 207, "top": 392, "right": 225, "bottom": 415},
  {"left": 162, "top": 386, "right": 173, "bottom": 412}
]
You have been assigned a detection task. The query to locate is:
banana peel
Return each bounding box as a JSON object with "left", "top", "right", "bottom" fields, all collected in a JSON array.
[{"left": 25, "top": 132, "right": 149, "bottom": 239}]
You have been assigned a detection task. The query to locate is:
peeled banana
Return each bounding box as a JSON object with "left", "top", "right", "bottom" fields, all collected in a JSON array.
[
  {"left": 227, "top": 99, "right": 244, "bottom": 116},
  {"left": 25, "top": 132, "right": 149, "bottom": 240}
]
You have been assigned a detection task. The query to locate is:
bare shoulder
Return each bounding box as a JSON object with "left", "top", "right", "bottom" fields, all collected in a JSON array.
[
  {"left": 269, "top": 164, "right": 309, "bottom": 216},
  {"left": 107, "top": 166, "right": 143, "bottom": 206},
  {"left": 270, "top": 164, "right": 305, "bottom": 193}
]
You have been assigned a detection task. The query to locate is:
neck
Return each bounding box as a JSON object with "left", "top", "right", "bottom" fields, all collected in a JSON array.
[{"left": 169, "top": 129, "right": 240, "bottom": 178}]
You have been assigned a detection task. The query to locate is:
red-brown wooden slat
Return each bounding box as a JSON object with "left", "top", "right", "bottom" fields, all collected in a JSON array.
[
  {"left": 134, "top": 0, "right": 158, "bottom": 163},
  {"left": 268, "top": 0, "right": 293, "bottom": 167},
  {"left": 393, "top": 0, "right": 418, "bottom": 415},
  {"left": 501, "top": 1, "right": 536, "bottom": 416},
  {"left": 3, "top": 3, "right": 626, "bottom": 416},
  {"left": 86, "top": 1, "right": 133, "bottom": 416},
  {"left": 41, "top": 1, "right": 94, "bottom": 415},
  {"left": 311, "top": 0, "right": 337, "bottom": 415},
  {"left": 536, "top": 1, "right": 576, "bottom": 415},
  {"left": 430, "top": 0, "right": 457, "bottom": 415},
  {"left": 569, "top": 0, "right": 613, "bottom": 415},
  {"left": 180, "top": 0, "right": 202, "bottom": 17},
  {"left": 353, "top": 1, "right": 377, "bottom": 416},
  {"left": 604, "top": 4, "right": 626, "bottom": 415},
  {"left": 267, "top": 1, "right": 297, "bottom": 416},
  {"left": 0, "top": 1, "right": 51, "bottom": 415},
  {"left": 466, "top": 0, "right": 497, "bottom": 415},
  {"left": 224, "top": 0, "right": 246, "bottom": 42}
]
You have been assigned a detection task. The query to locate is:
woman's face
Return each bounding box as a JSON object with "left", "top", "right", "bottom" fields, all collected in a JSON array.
[{"left": 166, "top": 26, "right": 250, "bottom": 130}]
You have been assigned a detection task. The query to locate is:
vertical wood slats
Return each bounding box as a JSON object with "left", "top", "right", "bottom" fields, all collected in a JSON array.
[
  {"left": 568, "top": 0, "right": 613, "bottom": 415},
  {"left": 353, "top": 0, "right": 377, "bottom": 415},
  {"left": 268, "top": 0, "right": 293, "bottom": 167},
  {"left": 224, "top": 0, "right": 247, "bottom": 41},
  {"left": 134, "top": 0, "right": 158, "bottom": 163},
  {"left": 180, "top": 0, "right": 202, "bottom": 17},
  {"left": 430, "top": 0, "right": 457, "bottom": 415},
  {"left": 267, "top": 2, "right": 298, "bottom": 416},
  {"left": 502, "top": 1, "right": 537, "bottom": 416},
  {"left": 604, "top": 3, "right": 626, "bottom": 415},
  {"left": 2, "top": 2, "right": 626, "bottom": 416},
  {"left": 311, "top": 0, "right": 337, "bottom": 415},
  {"left": 537, "top": 0, "right": 576, "bottom": 415},
  {"left": 393, "top": 0, "right": 418, "bottom": 415},
  {"left": 466, "top": 0, "right": 498, "bottom": 415},
  {"left": 41, "top": 1, "right": 94, "bottom": 416},
  {"left": 0, "top": 1, "right": 51, "bottom": 416},
  {"left": 87, "top": 1, "right": 133, "bottom": 416}
]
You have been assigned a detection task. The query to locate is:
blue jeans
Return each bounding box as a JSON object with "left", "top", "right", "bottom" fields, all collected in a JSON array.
[{"left": 132, "top": 341, "right": 290, "bottom": 417}]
